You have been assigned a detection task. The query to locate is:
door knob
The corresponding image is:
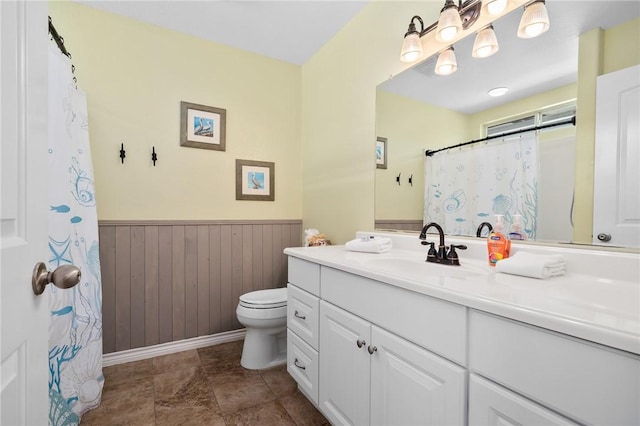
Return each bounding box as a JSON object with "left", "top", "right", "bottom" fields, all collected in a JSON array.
[{"left": 32, "top": 262, "right": 81, "bottom": 295}]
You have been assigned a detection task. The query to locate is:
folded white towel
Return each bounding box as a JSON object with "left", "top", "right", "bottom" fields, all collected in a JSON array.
[
  {"left": 495, "top": 251, "right": 566, "bottom": 279},
  {"left": 345, "top": 237, "right": 392, "bottom": 254}
]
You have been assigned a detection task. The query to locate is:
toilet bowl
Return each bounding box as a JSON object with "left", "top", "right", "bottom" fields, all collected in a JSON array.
[{"left": 236, "top": 287, "right": 288, "bottom": 369}]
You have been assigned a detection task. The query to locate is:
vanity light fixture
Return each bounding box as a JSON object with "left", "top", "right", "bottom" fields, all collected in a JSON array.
[
  {"left": 488, "top": 87, "right": 509, "bottom": 97},
  {"left": 517, "top": 0, "right": 550, "bottom": 39},
  {"left": 399, "top": 0, "right": 550, "bottom": 69},
  {"left": 435, "top": 47, "right": 458, "bottom": 76},
  {"left": 472, "top": 25, "right": 499, "bottom": 58},
  {"left": 400, "top": 0, "right": 482, "bottom": 63}
]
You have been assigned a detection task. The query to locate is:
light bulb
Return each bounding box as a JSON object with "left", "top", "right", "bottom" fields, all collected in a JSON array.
[
  {"left": 486, "top": 0, "right": 508, "bottom": 16},
  {"left": 518, "top": 0, "right": 550, "bottom": 39}
]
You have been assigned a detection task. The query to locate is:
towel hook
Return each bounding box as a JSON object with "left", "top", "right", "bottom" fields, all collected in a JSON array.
[
  {"left": 396, "top": 173, "right": 401, "bottom": 185},
  {"left": 119, "top": 143, "right": 126, "bottom": 164},
  {"left": 408, "top": 174, "right": 413, "bottom": 186},
  {"left": 151, "top": 146, "right": 158, "bottom": 166}
]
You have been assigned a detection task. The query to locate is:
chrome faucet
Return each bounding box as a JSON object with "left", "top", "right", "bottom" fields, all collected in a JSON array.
[
  {"left": 419, "top": 222, "right": 467, "bottom": 266},
  {"left": 476, "top": 222, "right": 493, "bottom": 237}
]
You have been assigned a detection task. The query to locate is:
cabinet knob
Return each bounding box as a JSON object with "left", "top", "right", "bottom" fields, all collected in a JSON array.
[
  {"left": 356, "top": 339, "right": 366, "bottom": 348},
  {"left": 294, "top": 358, "right": 306, "bottom": 370},
  {"left": 367, "top": 345, "right": 378, "bottom": 354},
  {"left": 294, "top": 310, "right": 306, "bottom": 320}
]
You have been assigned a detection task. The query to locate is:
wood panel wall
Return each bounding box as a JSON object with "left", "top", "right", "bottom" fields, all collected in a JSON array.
[
  {"left": 98, "top": 220, "right": 303, "bottom": 354},
  {"left": 375, "top": 220, "right": 423, "bottom": 232}
]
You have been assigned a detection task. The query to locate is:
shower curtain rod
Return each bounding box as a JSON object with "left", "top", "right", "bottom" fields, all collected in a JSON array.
[
  {"left": 425, "top": 115, "right": 576, "bottom": 157},
  {"left": 48, "top": 16, "right": 77, "bottom": 85}
]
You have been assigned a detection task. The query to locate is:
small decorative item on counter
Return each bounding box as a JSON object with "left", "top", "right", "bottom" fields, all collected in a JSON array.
[
  {"left": 487, "top": 214, "right": 511, "bottom": 266},
  {"left": 304, "top": 228, "right": 332, "bottom": 247}
]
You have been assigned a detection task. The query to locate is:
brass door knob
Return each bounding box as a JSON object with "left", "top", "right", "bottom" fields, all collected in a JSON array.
[{"left": 32, "top": 262, "right": 81, "bottom": 295}]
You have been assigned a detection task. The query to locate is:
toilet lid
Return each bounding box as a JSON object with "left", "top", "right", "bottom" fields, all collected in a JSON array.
[{"left": 239, "top": 287, "right": 287, "bottom": 309}]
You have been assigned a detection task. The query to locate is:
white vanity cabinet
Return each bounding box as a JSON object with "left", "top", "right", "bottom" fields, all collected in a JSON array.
[
  {"left": 469, "top": 310, "right": 640, "bottom": 425},
  {"left": 285, "top": 246, "right": 640, "bottom": 426},
  {"left": 319, "top": 300, "right": 466, "bottom": 426},
  {"left": 468, "top": 374, "right": 579, "bottom": 426},
  {"left": 286, "top": 258, "right": 321, "bottom": 404}
]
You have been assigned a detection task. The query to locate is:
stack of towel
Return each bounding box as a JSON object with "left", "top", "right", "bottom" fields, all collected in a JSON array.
[
  {"left": 495, "top": 252, "right": 566, "bottom": 279},
  {"left": 345, "top": 236, "right": 392, "bottom": 254}
]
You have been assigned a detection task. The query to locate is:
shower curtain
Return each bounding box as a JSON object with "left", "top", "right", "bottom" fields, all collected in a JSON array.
[
  {"left": 424, "top": 133, "right": 539, "bottom": 239},
  {"left": 48, "top": 44, "right": 103, "bottom": 425}
]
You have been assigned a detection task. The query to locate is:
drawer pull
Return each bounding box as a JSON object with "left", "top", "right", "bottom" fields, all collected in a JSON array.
[
  {"left": 294, "top": 358, "right": 306, "bottom": 370},
  {"left": 367, "top": 345, "right": 378, "bottom": 354},
  {"left": 294, "top": 310, "right": 306, "bottom": 320},
  {"left": 356, "top": 339, "right": 366, "bottom": 348}
]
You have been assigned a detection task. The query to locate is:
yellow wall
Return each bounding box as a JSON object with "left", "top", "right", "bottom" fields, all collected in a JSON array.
[
  {"left": 301, "top": 2, "right": 441, "bottom": 243},
  {"left": 375, "top": 90, "right": 469, "bottom": 221},
  {"left": 49, "top": 2, "right": 302, "bottom": 220}
]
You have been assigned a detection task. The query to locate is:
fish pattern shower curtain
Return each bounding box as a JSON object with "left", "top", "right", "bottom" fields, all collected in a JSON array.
[
  {"left": 48, "top": 44, "right": 103, "bottom": 425},
  {"left": 424, "top": 133, "right": 539, "bottom": 239}
]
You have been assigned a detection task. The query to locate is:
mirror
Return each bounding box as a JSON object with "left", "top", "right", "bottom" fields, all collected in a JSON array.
[{"left": 375, "top": 1, "right": 639, "bottom": 245}]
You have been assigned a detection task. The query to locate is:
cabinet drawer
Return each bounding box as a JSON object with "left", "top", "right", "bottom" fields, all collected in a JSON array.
[
  {"left": 469, "top": 374, "right": 578, "bottom": 425},
  {"left": 287, "top": 284, "right": 319, "bottom": 350},
  {"left": 287, "top": 329, "right": 319, "bottom": 405},
  {"left": 469, "top": 310, "right": 640, "bottom": 425},
  {"left": 288, "top": 257, "right": 320, "bottom": 296},
  {"left": 321, "top": 266, "right": 467, "bottom": 365}
]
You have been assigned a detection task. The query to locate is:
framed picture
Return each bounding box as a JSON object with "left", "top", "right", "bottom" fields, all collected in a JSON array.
[
  {"left": 376, "top": 137, "right": 387, "bottom": 169},
  {"left": 236, "top": 159, "right": 275, "bottom": 201},
  {"left": 180, "top": 101, "right": 226, "bottom": 151}
]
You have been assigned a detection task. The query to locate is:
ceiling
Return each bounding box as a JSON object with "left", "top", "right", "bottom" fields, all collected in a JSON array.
[
  {"left": 77, "top": 0, "right": 368, "bottom": 66},
  {"left": 380, "top": 1, "right": 640, "bottom": 114},
  {"left": 77, "top": 1, "right": 638, "bottom": 114}
]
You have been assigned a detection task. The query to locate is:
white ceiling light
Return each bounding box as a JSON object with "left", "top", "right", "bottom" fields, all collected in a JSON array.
[
  {"left": 472, "top": 25, "right": 499, "bottom": 58},
  {"left": 488, "top": 87, "right": 509, "bottom": 97},
  {"left": 518, "top": 0, "right": 550, "bottom": 38}
]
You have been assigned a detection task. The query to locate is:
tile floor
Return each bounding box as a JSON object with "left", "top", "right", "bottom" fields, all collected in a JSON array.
[{"left": 82, "top": 340, "right": 328, "bottom": 426}]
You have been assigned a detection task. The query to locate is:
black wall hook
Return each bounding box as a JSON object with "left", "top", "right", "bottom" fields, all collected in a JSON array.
[
  {"left": 408, "top": 174, "right": 413, "bottom": 186},
  {"left": 396, "top": 173, "right": 401, "bottom": 185},
  {"left": 151, "top": 146, "right": 158, "bottom": 166},
  {"left": 119, "top": 143, "right": 126, "bottom": 164}
]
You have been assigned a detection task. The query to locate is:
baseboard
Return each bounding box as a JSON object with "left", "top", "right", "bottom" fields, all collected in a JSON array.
[{"left": 102, "top": 329, "right": 246, "bottom": 367}]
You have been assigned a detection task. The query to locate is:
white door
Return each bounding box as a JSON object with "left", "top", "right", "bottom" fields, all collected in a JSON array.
[
  {"left": 1, "top": 1, "right": 50, "bottom": 424},
  {"left": 370, "top": 326, "right": 466, "bottom": 426},
  {"left": 319, "top": 301, "right": 370, "bottom": 426},
  {"left": 593, "top": 64, "right": 640, "bottom": 248}
]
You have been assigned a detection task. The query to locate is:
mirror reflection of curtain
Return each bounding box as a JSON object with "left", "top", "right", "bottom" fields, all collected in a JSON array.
[
  {"left": 48, "top": 44, "right": 103, "bottom": 424},
  {"left": 424, "top": 133, "right": 539, "bottom": 238}
]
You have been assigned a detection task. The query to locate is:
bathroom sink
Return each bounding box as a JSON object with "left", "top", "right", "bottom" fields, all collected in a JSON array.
[{"left": 363, "top": 257, "right": 488, "bottom": 280}]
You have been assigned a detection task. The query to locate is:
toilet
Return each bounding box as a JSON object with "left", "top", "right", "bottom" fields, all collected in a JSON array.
[{"left": 236, "top": 287, "right": 288, "bottom": 369}]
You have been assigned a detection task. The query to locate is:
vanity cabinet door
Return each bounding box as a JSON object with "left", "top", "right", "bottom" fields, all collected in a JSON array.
[
  {"left": 319, "top": 300, "right": 371, "bottom": 426},
  {"left": 370, "top": 325, "right": 466, "bottom": 426},
  {"left": 469, "top": 374, "right": 579, "bottom": 426}
]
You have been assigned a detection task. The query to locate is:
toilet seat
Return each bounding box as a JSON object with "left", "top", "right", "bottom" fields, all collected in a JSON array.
[{"left": 239, "top": 287, "right": 287, "bottom": 309}]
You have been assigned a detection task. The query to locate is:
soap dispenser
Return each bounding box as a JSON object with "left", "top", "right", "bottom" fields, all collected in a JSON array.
[
  {"left": 487, "top": 214, "right": 511, "bottom": 267},
  {"left": 509, "top": 214, "right": 527, "bottom": 241}
]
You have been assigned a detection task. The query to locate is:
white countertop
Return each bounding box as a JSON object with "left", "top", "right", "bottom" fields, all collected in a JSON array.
[{"left": 284, "top": 238, "right": 640, "bottom": 355}]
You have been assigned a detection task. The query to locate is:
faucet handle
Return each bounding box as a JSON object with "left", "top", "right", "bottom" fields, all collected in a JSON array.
[
  {"left": 425, "top": 242, "right": 437, "bottom": 262},
  {"left": 447, "top": 244, "right": 467, "bottom": 265}
]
